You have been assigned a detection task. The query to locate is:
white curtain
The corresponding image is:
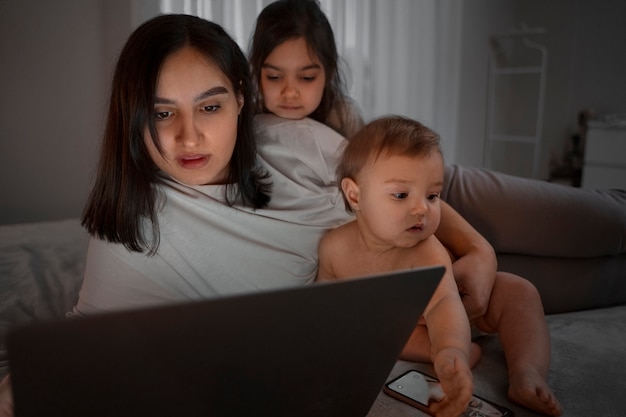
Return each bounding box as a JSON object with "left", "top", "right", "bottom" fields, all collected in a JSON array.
[{"left": 151, "top": 0, "right": 462, "bottom": 161}]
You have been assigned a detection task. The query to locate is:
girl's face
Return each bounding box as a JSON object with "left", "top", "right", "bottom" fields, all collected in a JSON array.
[
  {"left": 342, "top": 152, "right": 444, "bottom": 250},
  {"left": 145, "top": 46, "right": 243, "bottom": 186},
  {"left": 260, "top": 37, "right": 326, "bottom": 120}
]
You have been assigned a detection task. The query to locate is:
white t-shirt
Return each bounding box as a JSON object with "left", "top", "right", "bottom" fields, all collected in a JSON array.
[{"left": 71, "top": 115, "right": 351, "bottom": 315}]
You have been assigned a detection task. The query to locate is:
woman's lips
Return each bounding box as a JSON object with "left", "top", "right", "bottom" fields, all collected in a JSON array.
[{"left": 178, "top": 155, "right": 208, "bottom": 169}]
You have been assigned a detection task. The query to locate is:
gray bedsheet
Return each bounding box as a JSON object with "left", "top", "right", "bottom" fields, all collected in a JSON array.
[{"left": 0, "top": 219, "right": 88, "bottom": 378}]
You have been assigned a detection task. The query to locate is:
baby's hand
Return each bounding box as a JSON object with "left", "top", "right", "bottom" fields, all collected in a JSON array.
[{"left": 429, "top": 348, "right": 473, "bottom": 417}]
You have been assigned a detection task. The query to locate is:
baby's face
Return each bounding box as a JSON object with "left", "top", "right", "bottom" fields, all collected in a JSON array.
[
  {"left": 351, "top": 152, "right": 444, "bottom": 248},
  {"left": 260, "top": 37, "right": 326, "bottom": 120}
]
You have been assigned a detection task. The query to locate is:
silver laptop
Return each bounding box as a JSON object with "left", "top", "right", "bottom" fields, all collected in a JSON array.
[{"left": 7, "top": 266, "right": 443, "bottom": 417}]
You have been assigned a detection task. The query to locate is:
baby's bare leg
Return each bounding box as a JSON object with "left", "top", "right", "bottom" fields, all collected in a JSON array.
[
  {"left": 475, "top": 272, "right": 562, "bottom": 416},
  {"left": 400, "top": 325, "right": 481, "bottom": 367}
]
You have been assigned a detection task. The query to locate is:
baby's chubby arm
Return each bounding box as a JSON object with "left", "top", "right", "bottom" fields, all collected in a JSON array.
[{"left": 420, "top": 235, "right": 474, "bottom": 417}]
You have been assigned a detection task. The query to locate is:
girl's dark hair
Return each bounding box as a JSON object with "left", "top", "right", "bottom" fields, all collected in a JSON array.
[
  {"left": 248, "top": 0, "right": 345, "bottom": 124},
  {"left": 338, "top": 116, "right": 442, "bottom": 212},
  {"left": 82, "top": 14, "right": 271, "bottom": 255}
]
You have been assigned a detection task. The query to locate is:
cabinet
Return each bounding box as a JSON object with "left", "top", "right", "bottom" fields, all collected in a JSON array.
[{"left": 581, "top": 124, "right": 626, "bottom": 189}]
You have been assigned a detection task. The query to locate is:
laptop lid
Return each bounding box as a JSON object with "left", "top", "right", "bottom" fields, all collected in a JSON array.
[{"left": 8, "top": 266, "right": 443, "bottom": 417}]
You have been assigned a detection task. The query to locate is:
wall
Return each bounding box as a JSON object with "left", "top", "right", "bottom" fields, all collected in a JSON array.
[
  {"left": 0, "top": 0, "right": 132, "bottom": 224},
  {"left": 455, "top": 0, "right": 517, "bottom": 173},
  {"left": 517, "top": 0, "right": 626, "bottom": 175},
  {"left": 1, "top": 0, "right": 624, "bottom": 224},
  {"left": 455, "top": 0, "right": 626, "bottom": 180}
]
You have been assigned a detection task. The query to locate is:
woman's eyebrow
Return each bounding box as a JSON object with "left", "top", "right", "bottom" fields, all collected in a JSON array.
[{"left": 195, "top": 86, "right": 229, "bottom": 101}]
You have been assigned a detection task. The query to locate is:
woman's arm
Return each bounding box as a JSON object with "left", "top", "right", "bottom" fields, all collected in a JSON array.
[{"left": 435, "top": 201, "right": 497, "bottom": 321}]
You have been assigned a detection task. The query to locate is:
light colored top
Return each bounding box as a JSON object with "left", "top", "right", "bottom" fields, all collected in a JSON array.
[{"left": 71, "top": 114, "right": 351, "bottom": 315}]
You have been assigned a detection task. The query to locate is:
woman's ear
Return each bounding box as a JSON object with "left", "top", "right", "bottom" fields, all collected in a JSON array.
[
  {"left": 341, "top": 177, "right": 360, "bottom": 211},
  {"left": 237, "top": 91, "right": 244, "bottom": 115}
]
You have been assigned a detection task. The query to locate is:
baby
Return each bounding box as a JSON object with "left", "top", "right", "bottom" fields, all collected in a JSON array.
[{"left": 318, "top": 116, "right": 562, "bottom": 416}]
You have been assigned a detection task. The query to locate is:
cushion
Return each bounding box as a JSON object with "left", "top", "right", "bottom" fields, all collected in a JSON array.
[{"left": 442, "top": 164, "right": 626, "bottom": 258}]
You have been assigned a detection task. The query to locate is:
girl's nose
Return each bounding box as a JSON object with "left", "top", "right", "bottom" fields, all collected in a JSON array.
[{"left": 281, "top": 81, "right": 299, "bottom": 98}]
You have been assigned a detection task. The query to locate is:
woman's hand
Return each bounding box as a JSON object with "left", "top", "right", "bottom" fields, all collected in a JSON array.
[{"left": 0, "top": 375, "right": 14, "bottom": 417}]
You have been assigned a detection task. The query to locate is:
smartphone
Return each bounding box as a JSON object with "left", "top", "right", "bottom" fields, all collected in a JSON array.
[{"left": 384, "top": 370, "right": 514, "bottom": 417}]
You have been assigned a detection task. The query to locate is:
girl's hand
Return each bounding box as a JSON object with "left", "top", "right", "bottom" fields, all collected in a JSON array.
[
  {"left": 0, "top": 375, "right": 14, "bottom": 417},
  {"left": 435, "top": 201, "right": 497, "bottom": 322}
]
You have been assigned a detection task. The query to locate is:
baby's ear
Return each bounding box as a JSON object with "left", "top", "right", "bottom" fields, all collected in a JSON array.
[{"left": 341, "top": 177, "right": 360, "bottom": 211}]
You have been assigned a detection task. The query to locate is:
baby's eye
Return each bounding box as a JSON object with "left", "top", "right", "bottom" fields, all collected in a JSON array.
[
  {"left": 427, "top": 193, "right": 441, "bottom": 201},
  {"left": 392, "top": 192, "right": 408, "bottom": 199}
]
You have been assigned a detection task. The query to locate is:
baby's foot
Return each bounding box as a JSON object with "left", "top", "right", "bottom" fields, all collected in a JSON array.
[{"left": 508, "top": 369, "right": 562, "bottom": 416}]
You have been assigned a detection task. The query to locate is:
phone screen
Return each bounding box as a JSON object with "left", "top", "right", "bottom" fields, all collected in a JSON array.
[{"left": 385, "top": 370, "right": 511, "bottom": 417}]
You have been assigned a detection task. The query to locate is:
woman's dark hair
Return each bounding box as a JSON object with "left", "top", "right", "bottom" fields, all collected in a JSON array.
[
  {"left": 248, "top": 0, "right": 345, "bottom": 124},
  {"left": 82, "top": 14, "right": 271, "bottom": 255}
]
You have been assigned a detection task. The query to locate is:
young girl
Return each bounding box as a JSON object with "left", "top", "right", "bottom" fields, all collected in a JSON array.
[{"left": 248, "top": 0, "right": 364, "bottom": 138}]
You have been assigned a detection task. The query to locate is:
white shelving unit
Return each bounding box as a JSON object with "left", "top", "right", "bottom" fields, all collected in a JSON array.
[
  {"left": 581, "top": 123, "right": 626, "bottom": 189},
  {"left": 483, "top": 27, "right": 547, "bottom": 179}
]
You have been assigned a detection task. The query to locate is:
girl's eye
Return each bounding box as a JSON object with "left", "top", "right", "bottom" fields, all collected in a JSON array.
[
  {"left": 301, "top": 76, "right": 316, "bottom": 82},
  {"left": 392, "top": 192, "right": 408, "bottom": 199},
  {"left": 265, "top": 74, "right": 281, "bottom": 81}
]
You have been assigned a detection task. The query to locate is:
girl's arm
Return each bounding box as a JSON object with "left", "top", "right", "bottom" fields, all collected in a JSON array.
[{"left": 435, "top": 201, "right": 497, "bottom": 321}]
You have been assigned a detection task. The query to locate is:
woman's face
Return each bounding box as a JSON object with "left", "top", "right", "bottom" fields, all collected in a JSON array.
[
  {"left": 145, "top": 46, "right": 243, "bottom": 186},
  {"left": 260, "top": 37, "right": 326, "bottom": 120}
]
